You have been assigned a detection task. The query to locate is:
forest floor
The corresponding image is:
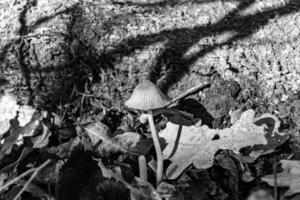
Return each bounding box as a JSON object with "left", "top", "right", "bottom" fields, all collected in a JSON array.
[{"left": 1, "top": 0, "right": 300, "bottom": 199}]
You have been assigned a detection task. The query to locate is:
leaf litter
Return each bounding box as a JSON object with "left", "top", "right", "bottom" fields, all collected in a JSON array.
[
  {"left": 0, "top": 0, "right": 299, "bottom": 195},
  {"left": 160, "top": 109, "right": 286, "bottom": 179},
  {"left": 0, "top": 82, "right": 295, "bottom": 200}
]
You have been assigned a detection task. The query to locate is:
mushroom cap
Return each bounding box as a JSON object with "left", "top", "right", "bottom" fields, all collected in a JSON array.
[{"left": 125, "top": 80, "right": 171, "bottom": 111}]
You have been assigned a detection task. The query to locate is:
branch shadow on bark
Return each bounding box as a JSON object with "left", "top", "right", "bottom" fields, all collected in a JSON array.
[
  {"left": 0, "top": 2, "right": 79, "bottom": 65},
  {"left": 0, "top": 3, "right": 80, "bottom": 105},
  {"left": 101, "top": 0, "right": 300, "bottom": 93},
  {"left": 1, "top": 0, "right": 300, "bottom": 107}
]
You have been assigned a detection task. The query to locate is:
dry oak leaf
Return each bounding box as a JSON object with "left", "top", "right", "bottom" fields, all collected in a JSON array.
[
  {"left": 0, "top": 94, "right": 19, "bottom": 136},
  {"left": 0, "top": 93, "right": 35, "bottom": 136},
  {"left": 262, "top": 160, "right": 300, "bottom": 197},
  {"left": 83, "top": 122, "right": 141, "bottom": 155},
  {"left": 160, "top": 109, "right": 267, "bottom": 179},
  {"left": 32, "top": 123, "right": 52, "bottom": 148}
]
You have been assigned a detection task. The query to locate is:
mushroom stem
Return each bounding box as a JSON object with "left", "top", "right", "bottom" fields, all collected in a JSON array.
[
  {"left": 138, "top": 155, "right": 148, "bottom": 182},
  {"left": 147, "top": 110, "right": 163, "bottom": 186}
]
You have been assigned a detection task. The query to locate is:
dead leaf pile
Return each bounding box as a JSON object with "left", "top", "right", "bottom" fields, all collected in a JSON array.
[{"left": 160, "top": 109, "right": 286, "bottom": 179}]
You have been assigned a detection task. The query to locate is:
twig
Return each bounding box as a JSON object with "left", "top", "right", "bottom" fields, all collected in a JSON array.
[
  {"left": 167, "top": 82, "right": 210, "bottom": 107},
  {"left": 59, "top": 86, "right": 76, "bottom": 128},
  {"left": 13, "top": 159, "right": 51, "bottom": 200},
  {"left": 78, "top": 92, "right": 95, "bottom": 97},
  {"left": 0, "top": 159, "right": 51, "bottom": 193},
  {"left": 0, "top": 166, "right": 37, "bottom": 192}
]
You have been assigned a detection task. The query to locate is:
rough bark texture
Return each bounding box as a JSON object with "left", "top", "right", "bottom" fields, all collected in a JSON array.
[{"left": 1, "top": 0, "right": 300, "bottom": 116}]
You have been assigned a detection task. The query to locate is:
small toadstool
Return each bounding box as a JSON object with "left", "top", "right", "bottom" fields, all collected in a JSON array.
[
  {"left": 138, "top": 155, "right": 148, "bottom": 182},
  {"left": 125, "top": 80, "right": 171, "bottom": 185}
]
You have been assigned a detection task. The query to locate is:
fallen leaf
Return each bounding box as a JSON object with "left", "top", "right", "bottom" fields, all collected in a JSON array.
[
  {"left": 98, "top": 160, "right": 160, "bottom": 200},
  {"left": 17, "top": 105, "right": 36, "bottom": 127},
  {"left": 261, "top": 160, "right": 300, "bottom": 197},
  {"left": 160, "top": 109, "right": 268, "bottom": 179},
  {"left": 163, "top": 108, "right": 196, "bottom": 126},
  {"left": 47, "top": 140, "right": 74, "bottom": 158},
  {"left": 0, "top": 147, "right": 34, "bottom": 174},
  {"left": 0, "top": 93, "right": 35, "bottom": 137},
  {"left": 131, "top": 177, "right": 160, "bottom": 200},
  {"left": 0, "top": 173, "right": 7, "bottom": 188},
  {"left": 156, "top": 182, "right": 176, "bottom": 198},
  {"left": 229, "top": 107, "right": 246, "bottom": 125},
  {"left": 52, "top": 112, "right": 63, "bottom": 127},
  {"left": 0, "top": 120, "right": 22, "bottom": 157},
  {"left": 83, "top": 122, "right": 142, "bottom": 155},
  {"left": 251, "top": 113, "right": 289, "bottom": 158},
  {"left": 17, "top": 179, "right": 54, "bottom": 199},
  {"left": 97, "top": 178, "right": 131, "bottom": 200},
  {"left": 250, "top": 131, "right": 289, "bottom": 158},
  {"left": 0, "top": 94, "right": 19, "bottom": 136},
  {"left": 31, "top": 123, "right": 51, "bottom": 148},
  {"left": 19, "top": 116, "right": 42, "bottom": 138},
  {"left": 247, "top": 189, "right": 274, "bottom": 200},
  {"left": 0, "top": 113, "right": 44, "bottom": 158},
  {"left": 215, "top": 152, "right": 239, "bottom": 200},
  {"left": 98, "top": 161, "right": 125, "bottom": 181},
  {"left": 83, "top": 122, "right": 111, "bottom": 145},
  {"left": 254, "top": 113, "right": 281, "bottom": 136},
  {"left": 35, "top": 161, "right": 61, "bottom": 185}
]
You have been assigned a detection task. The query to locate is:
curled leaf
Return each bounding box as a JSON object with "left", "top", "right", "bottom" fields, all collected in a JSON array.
[
  {"left": 160, "top": 109, "right": 268, "bottom": 179},
  {"left": 254, "top": 113, "right": 281, "bottom": 136},
  {"left": 251, "top": 113, "right": 289, "bottom": 158},
  {"left": 31, "top": 123, "right": 51, "bottom": 148}
]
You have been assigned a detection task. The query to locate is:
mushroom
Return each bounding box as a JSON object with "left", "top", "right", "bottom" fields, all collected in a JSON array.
[
  {"left": 138, "top": 155, "right": 148, "bottom": 182},
  {"left": 136, "top": 81, "right": 210, "bottom": 125},
  {"left": 125, "top": 80, "right": 171, "bottom": 185}
]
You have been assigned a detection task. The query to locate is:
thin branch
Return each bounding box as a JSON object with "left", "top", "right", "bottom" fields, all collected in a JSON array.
[
  {"left": 0, "top": 159, "right": 51, "bottom": 193},
  {"left": 13, "top": 159, "right": 51, "bottom": 200},
  {"left": 59, "top": 86, "right": 76, "bottom": 128},
  {"left": 167, "top": 82, "right": 210, "bottom": 107},
  {"left": 0, "top": 167, "right": 36, "bottom": 192}
]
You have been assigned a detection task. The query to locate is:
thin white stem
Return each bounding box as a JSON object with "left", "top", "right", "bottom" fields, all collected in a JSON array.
[
  {"left": 0, "top": 169, "right": 34, "bottom": 192},
  {"left": 147, "top": 110, "right": 163, "bottom": 186},
  {"left": 138, "top": 155, "right": 148, "bottom": 182}
]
